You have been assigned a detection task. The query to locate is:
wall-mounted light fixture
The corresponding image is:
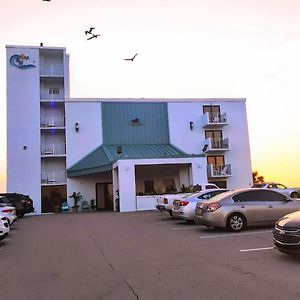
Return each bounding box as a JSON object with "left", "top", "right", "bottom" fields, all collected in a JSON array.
[
  {"left": 75, "top": 122, "right": 79, "bottom": 132},
  {"left": 23, "top": 145, "right": 27, "bottom": 150},
  {"left": 189, "top": 121, "right": 194, "bottom": 130},
  {"left": 117, "top": 145, "right": 122, "bottom": 155}
]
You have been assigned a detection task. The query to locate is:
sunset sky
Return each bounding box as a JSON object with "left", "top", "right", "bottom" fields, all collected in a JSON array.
[{"left": 1, "top": 0, "right": 300, "bottom": 191}]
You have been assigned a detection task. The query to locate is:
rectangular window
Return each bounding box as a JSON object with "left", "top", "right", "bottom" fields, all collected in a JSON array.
[
  {"left": 144, "top": 180, "right": 155, "bottom": 194},
  {"left": 203, "top": 105, "right": 221, "bottom": 122},
  {"left": 207, "top": 155, "right": 225, "bottom": 166},
  {"left": 49, "top": 88, "right": 59, "bottom": 95}
]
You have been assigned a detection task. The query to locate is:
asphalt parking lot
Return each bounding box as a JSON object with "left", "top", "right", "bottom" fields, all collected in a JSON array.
[{"left": 1, "top": 210, "right": 300, "bottom": 300}]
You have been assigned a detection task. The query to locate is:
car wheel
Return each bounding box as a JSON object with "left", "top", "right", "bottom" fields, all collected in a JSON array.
[
  {"left": 226, "top": 213, "right": 246, "bottom": 232},
  {"left": 290, "top": 192, "right": 299, "bottom": 199},
  {"left": 168, "top": 211, "right": 173, "bottom": 216}
]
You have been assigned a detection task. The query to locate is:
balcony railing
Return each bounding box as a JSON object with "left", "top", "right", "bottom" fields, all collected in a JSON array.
[
  {"left": 202, "top": 138, "right": 230, "bottom": 153},
  {"left": 41, "top": 171, "right": 67, "bottom": 185},
  {"left": 41, "top": 143, "right": 66, "bottom": 156},
  {"left": 40, "top": 90, "right": 65, "bottom": 101},
  {"left": 40, "top": 116, "right": 65, "bottom": 128},
  {"left": 40, "top": 64, "right": 64, "bottom": 76},
  {"left": 207, "top": 164, "right": 232, "bottom": 178},
  {"left": 201, "top": 112, "right": 228, "bottom": 128}
]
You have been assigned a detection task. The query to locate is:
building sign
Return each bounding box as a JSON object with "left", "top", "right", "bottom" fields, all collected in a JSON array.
[{"left": 9, "top": 54, "right": 36, "bottom": 69}]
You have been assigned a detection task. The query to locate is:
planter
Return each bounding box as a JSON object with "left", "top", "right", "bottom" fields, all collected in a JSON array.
[{"left": 72, "top": 206, "right": 79, "bottom": 213}]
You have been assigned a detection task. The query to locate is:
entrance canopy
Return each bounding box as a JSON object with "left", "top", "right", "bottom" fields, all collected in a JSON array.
[{"left": 67, "top": 144, "right": 203, "bottom": 178}]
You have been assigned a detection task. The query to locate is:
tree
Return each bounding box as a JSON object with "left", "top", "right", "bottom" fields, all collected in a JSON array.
[{"left": 252, "top": 171, "right": 265, "bottom": 184}]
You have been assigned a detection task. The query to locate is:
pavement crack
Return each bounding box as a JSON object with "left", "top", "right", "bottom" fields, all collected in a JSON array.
[{"left": 123, "top": 279, "right": 140, "bottom": 300}]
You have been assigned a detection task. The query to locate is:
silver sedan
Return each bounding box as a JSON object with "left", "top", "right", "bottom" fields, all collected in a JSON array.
[
  {"left": 172, "top": 189, "right": 228, "bottom": 222},
  {"left": 194, "top": 188, "right": 300, "bottom": 231}
]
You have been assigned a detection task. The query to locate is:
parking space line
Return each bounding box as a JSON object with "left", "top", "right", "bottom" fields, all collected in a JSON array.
[
  {"left": 174, "top": 226, "right": 197, "bottom": 230},
  {"left": 199, "top": 230, "right": 272, "bottom": 239},
  {"left": 240, "top": 247, "right": 275, "bottom": 252}
]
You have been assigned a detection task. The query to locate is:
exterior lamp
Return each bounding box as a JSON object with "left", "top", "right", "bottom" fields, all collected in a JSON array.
[
  {"left": 189, "top": 121, "right": 194, "bottom": 130},
  {"left": 75, "top": 122, "right": 79, "bottom": 132}
]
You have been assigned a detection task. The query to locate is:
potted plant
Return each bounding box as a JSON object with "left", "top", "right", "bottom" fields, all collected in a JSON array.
[{"left": 69, "top": 192, "right": 82, "bottom": 213}]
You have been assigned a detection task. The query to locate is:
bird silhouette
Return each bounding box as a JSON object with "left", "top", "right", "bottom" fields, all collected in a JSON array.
[
  {"left": 124, "top": 53, "right": 138, "bottom": 61},
  {"left": 87, "top": 33, "right": 101, "bottom": 40},
  {"left": 43, "top": 0, "right": 51, "bottom": 2},
  {"left": 85, "top": 27, "right": 95, "bottom": 35}
]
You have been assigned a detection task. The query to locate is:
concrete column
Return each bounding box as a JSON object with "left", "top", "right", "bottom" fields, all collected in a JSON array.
[
  {"left": 190, "top": 159, "right": 207, "bottom": 184},
  {"left": 118, "top": 161, "right": 136, "bottom": 212},
  {"left": 112, "top": 167, "right": 119, "bottom": 211}
]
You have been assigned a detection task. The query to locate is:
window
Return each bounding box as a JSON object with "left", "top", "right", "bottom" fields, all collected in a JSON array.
[
  {"left": 198, "top": 190, "right": 226, "bottom": 200},
  {"left": 203, "top": 105, "right": 220, "bottom": 122},
  {"left": 49, "top": 88, "right": 59, "bottom": 95},
  {"left": 144, "top": 180, "right": 155, "bottom": 194},
  {"left": 207, "top": 155, "right": 225, "bottom": 166},
  {"left": 233, "top": 190, "right": 286, "bottom": 202}
]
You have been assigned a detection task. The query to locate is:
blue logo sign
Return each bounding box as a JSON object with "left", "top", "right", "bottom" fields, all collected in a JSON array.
[{"left": 10, "top": 54, "right": 36, "bottom": 69}]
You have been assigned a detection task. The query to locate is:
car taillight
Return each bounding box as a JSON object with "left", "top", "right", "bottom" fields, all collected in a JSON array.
[
  {"left": 180, "top": 201, "right": 189, "bottom": 206},
  {"left": 1, "top": 209, "right": 14, "bottom": 213},
  {"left": 163, "top": 198, "right": 168, "bottom": 204},
  {"left": 206, "top": 203, "right": 221, "bottom": 212}
]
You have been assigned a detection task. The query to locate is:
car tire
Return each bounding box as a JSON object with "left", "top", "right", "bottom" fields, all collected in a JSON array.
[
  {"left": 290, "top": 192, "right": 299, "bottom": 199},
  {"left": 226, "top": 213, "right": 246, "bottom": 232}
]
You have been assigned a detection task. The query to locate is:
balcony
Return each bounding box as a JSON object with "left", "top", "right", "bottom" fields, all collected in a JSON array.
[
  {"left": 202, "top": 138, "right": 230, "bottom": 154},
  {"left": 40, "top": 116, "right": 65, "bottom": 128},
  {"left": 41, "top": 171, "right": 67, "bottom": 185},
  {"left": 40, "top": 90, "right": 65, "bottom": 101},
  {"left": 201, "top": 112, "right": 228, "bottom": 128},
  {"left": 207, "top": 164, "right": 232, "bottom": 178},
  {"left": 40, "top": 64, "right": 64, "bottom": 77},
  {"left": 41, "top": 143, "right": 66, "bottom": 156}
]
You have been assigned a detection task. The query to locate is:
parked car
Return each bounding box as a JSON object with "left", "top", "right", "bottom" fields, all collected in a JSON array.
[
  {"left": 156, "top": 183, "right": 219, "bottom": 216},
  {"left": 0, "top": 193, "right": 34, "bottom": 217},
  {"left": 194, "top": 188, "right": 300, "bottom": 232},
  {"left": 0, "top": 217, "right": 10, "bottom": 241},
  {"left": 172, "top": 189, "right": 228, "bottom": 222},
  {"left": 0, "top": 206, "right": 17, "bottom": 226},
  {"left": 252, "top": 182, "right": 300, "bottom": 198},
  {"left": 273, "top": 211, "right": 300, "bottom": 255}
]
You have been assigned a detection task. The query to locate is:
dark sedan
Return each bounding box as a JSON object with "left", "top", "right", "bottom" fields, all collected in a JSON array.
[{"left": 273, "top": 211, "right": 300, "bottom": 255}]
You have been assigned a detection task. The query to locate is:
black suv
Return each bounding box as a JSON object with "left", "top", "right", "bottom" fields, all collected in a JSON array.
[{"left": 0, "top": 193, "right": 34, "bottom": 217}]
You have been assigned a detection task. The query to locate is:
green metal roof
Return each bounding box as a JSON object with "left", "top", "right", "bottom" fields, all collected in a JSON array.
[
  {"left": 67, "top": 144, "right": 203, "bottom": 177},
  {"left": 102, "top": 102, "right": 169, "bottom": 145}
]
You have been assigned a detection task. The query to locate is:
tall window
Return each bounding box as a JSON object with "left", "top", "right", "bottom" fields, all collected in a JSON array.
[
  {"left": 203, "top": 105, "right": 220, "bottom": 122},
  {"left": 207, "top": 155, "right": 225, "bottom": 166}
]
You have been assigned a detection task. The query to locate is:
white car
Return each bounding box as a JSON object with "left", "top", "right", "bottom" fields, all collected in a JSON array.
[
  {"left": 156, "top": 183, "right": 219, "bottom": 216},
  {"left": 0, "top": 206, "right": 17, "bottom": 225},
  {"left": 253, "top": 182, "right": 300, "bottom": 198},
  {"left": 0, "top": 217, "right": 10, "bottom": 240},
  {"left": 172, "top": 189, "right": 229, "bottom": 222}
]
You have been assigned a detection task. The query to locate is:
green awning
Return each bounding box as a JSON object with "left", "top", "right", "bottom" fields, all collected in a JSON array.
[{"left": 67, "top": 144, "right": 203, "bottom": 178}]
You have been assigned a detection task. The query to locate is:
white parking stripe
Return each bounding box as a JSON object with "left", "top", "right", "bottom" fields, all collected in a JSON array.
[
  {"left": 174, "top": 226, "right": 197, "bottom": 230},
  {"left": 199, "top": 230, "right": 272, "bottom": 239},
  {"left": 240, "top": 247, "right": 275, "bottom": 252}
]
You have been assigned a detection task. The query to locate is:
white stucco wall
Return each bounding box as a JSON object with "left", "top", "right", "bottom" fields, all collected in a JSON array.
[
  {"left": 6, "top": 46, "right": 42, "bottom": 213},
  {"left": 168, "top": 100, "right": 252, "bottom": 189},
  {"left": 67, "top": 172, "right": 111, "bottom": 208},
  {"left": 65, "top": 101, "right": 103, "bottom": 168}
]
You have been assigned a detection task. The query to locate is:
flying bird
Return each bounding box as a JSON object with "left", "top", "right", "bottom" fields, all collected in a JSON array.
[
  {"left": 85, "top": 27, "right": 95, "bottom": 35},
  {"left": 87, "top": 33, "right": 101, "bottom": 40},
  {"left": 124, "top": 53, "right": 138, "bottom": 61},
  {"left": 43, "top": 0, "right": 51, "bottom": 1}
]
